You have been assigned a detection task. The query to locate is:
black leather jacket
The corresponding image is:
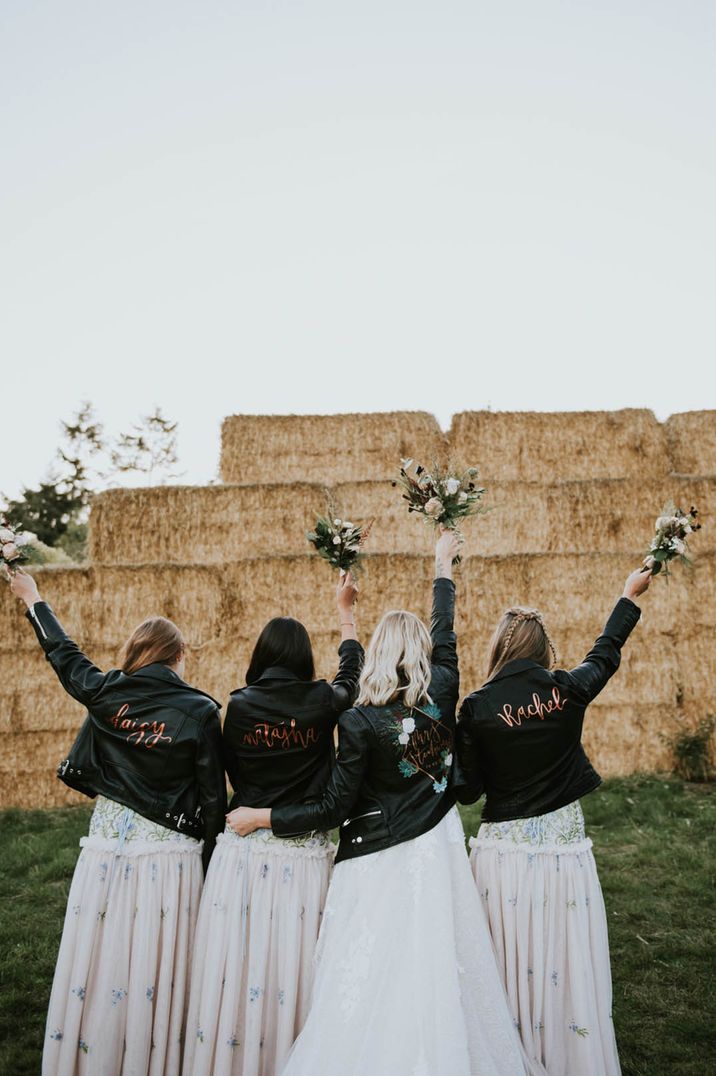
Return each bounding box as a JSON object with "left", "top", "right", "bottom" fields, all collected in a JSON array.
[
  {"left": 223, "top": 639, "right": 364, "bottom": 811},
  {"left": 271, "top": 578, "right": 459, "bottom": 862},
  {"left": 27, "top": 602, "right": 227, "bottom": 869},
  {"left": 455, "top": 597, "right": 642, "bottom": 821}
]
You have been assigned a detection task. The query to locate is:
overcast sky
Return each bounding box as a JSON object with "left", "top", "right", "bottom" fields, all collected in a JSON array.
[{"left": 2, "top": 0, "right": 715, "bottom": 499}]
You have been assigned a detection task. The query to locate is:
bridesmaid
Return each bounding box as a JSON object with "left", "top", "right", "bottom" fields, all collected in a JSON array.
[
  {"left": 455, "top": 565, "right": 652, "bottom": 1076},
  {"left": 228, "top": 533, "right": 543, "bottom": 1076},
  {"left": 182, "top": 573, "right": 363, "bottom": 1076},
  {"left": 9, "top": 568, "right": 226, "bottom": 1076}
]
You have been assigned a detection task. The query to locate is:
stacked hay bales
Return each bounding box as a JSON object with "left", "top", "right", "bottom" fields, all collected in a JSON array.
[{"left": 1, "top": 408, "right": 714, "bottom": 809}]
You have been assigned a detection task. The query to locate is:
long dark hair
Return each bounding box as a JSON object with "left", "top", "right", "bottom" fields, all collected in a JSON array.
[{"left": 246, "top": 617, "right": 315, "bottom": 685}]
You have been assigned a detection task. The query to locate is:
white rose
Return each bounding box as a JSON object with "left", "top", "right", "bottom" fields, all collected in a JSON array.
[
  {"left": 445, "top": 478, "right": 460, "bottom": 495},
  {"left": 15, "top": 533, "right": 30, "bottom": 547},
  {"left": 424, "top": 497, "right": 443, "bottom": 519},
  {"left": 2, "top": 542, "right": 19, "bottom": 561},
  {"left": 655, "top": 516, "right": 673, "bottom": 531},
  {"left": 343, "top": 521, "right": 354, "bottom": 530},
  {"left": 332, "top": 535, "right": 341, "bottom": 545},
  {"left": 0, "top": 528, "right": 14, "bottom": 543},
  {"left": 458, "top": 491, "right": 468, "bottom": 503},
  {"left": 333, "top": 518, "right": 342, "bottom": 526},
  {"left": 398, "top": 732, "right": 410, "bottom": 745},
  {"left": 402, "top": 717, "right": 416, "bottom": 734},
  {"left": 671, "top": 538, "right": 685, "bottom": 554}
]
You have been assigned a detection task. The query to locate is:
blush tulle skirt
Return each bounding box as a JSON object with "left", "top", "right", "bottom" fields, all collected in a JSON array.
[
  {"left": 469, "top": 800, "right": 621, "bottom": 1076},
  {"left": 182, "top": 825, "right": 334, "bottom": 1076},
  {"left": 42, "top": 796, "right": 203, "bottom": 1076}
]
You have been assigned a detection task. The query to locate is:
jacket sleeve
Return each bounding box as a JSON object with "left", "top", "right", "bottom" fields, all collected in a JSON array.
[
  {"left": 271, "top": 709, "right": 370, "bottom": 837},
  {"left": 431, "top": 577, "right": 458, "bottom": 678},
  {"left": 196, "top": 706, "right": 228, "bottom": 871},
  {"left": 327, "top": 639, "right": 365, "bottom": 712},
  {"left": 453, "top": 697, "right": 485, "bottom": 804},
  {"left": 555, "top": 597, "right": 642, "bottom": 706},
  {"left": 26, "top": 602, "right": 110, "bottom": 708}
]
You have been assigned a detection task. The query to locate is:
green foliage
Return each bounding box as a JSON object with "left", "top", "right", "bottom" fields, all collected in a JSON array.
[
  {"left": 3, "top": 481, "right": 84, "bottom": 548},
  {"left": 2, "top": 401, "right": 183, "bottom": 563},
  {"left": 670, "top": 717, "right": 715, "bottom": 783},
  {"left": 1, "top": 778, "right": 713, "bottom": 1075}
]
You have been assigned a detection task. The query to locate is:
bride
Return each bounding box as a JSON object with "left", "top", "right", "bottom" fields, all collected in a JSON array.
[{"left": 228, "top": 531, "right": 544, "bottom": 1076}]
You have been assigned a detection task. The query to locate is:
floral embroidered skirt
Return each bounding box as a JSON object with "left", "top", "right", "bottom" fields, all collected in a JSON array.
[
  {"left": 181, "top": 824, "right": 334, "bottom": 1076},
  {"left": 281, "top": 807, "right": 543, "bottom": 1076},
  {"left": 470, "top": 800, "right": 621, "bottom": 1076},
  {"left": 42, "top": 796, "right": 203, "bottom": 1076}
]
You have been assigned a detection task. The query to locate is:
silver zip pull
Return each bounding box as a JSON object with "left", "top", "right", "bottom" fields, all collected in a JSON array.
[{"left": 342, "top": 809, "right": 381, "bottom": 827}]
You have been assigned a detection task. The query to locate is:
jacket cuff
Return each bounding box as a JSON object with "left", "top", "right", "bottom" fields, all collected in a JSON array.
[
  {"left": 271, "top": 804, "right": 311, "bottom": 838},
  {"left": 25, "top": 602, "right": 65, "bottom": 650},
  {"left": 433, "top": 577, "right": 456, "bottom": 592},
  {"left": 338, "top": 639, "right": 364, "bottom": 655}
]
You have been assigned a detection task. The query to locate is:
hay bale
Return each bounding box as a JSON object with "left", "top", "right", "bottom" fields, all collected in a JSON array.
[
  {"left": 448, "top": 409, "right": 666, "bottom": 482},
  {"left": 89, "top": 484, "right": 328, "bottom": 565},
  {"left": 0, "top": 566, "right": 92, "bottom": 653},
  {"left": 666, "top": 411, "right": 716, "bottom": 475},
  {"left": 2, "top": 772, "right": 86, "bottom": 810},
  {"left": 675, "top": 627, "right": 716, "bottom": 706},
  {"left": 0, "top": 731, "right": 69, "bottom": 774},
  {"left": 474, "top": 476, "right": 716, "bottom": 557},
  {"left": 581, "top": 703, "right": 678, "bottom": 776},
  {"left": 220, "top": 412, "right": 446, "bottom": 485},
  {"left": 0, "top": 650, "right": 93, "bottom": 733}
]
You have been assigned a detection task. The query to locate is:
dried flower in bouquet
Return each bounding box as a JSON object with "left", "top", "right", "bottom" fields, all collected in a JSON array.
[
  {"left": 394, "top": 459, "right": 488, "bottom": 561},
  {"left": 0, "top": 519, "right": 33, "bottom": 573},
  {"left": 306, "top": 507, "right": 374, "bottom": 574},
  {"left": 642, "top": 503, "right": 701, "bottom": 576}
]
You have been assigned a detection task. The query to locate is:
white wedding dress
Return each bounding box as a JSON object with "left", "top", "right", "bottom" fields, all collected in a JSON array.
[{"left": 280, "top": 807, "right": 545, "bottom": 1076}]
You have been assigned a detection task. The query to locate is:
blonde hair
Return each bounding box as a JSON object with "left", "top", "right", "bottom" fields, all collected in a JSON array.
[
  {"left": 357, "top": 610, "right": 433, "bottom": 709},
  {"left": 120, "top": 616, "right": 185, "bottom": 675},
  {"left": 486, "top": 606, "right": 556, "bottom": 682}
]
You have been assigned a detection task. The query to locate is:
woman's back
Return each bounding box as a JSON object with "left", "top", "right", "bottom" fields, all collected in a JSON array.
[{"left": 223, "top": 637, "right": 364, "bottom": 810}]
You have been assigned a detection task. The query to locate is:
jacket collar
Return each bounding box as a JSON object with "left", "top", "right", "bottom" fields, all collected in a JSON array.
[
  {"left": 255, "top": 666, "right": 303, "bottom": 682},
  {"left": 489, "top": 657, "right": 548, "bottom": 683},
  {"left": 132, "top": 663, "right": 220, "bottom": 706}
]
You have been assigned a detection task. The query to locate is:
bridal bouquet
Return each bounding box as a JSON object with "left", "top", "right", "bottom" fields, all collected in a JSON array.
[
  {"left": 643, "top": 504, "right": 701, "bottom": 576},
  {"left": 306, "top": 507, "right": 374, "bottom": 574},
  {"left": 394, "top": 459, "right": 487, "bottom": 558},
  {"left": 0, "top": 520, "right": 33, "bottom": 571}
]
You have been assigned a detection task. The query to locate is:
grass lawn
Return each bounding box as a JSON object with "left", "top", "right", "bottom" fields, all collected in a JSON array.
[{"left": 1, "top": 775, "right": 714, "bottom": 1075}]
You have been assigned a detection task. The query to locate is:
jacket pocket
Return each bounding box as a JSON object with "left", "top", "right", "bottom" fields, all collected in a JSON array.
[{"left": 341, "top": 808, "right": 391, "bottom": 848}]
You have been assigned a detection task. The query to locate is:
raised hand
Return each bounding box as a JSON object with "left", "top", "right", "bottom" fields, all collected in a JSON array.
[
  {"left": 8, "top": 567, "right": 42, "bottom": 608},
  {"left": 435, "top": 530, "right": 461, "bottom": 579},
  {"left": 623, "top": 567, "right": 652, "bottom": 601}
]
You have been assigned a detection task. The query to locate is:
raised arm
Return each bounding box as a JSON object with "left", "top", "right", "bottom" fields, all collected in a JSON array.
[
  {"left": 328, "top": 572, "right": 365, "bottom": 711},
  {"left": 430, "top": 530, "right": 460, "bottom": 675},
  {"left": 10, "top": 568, "right": 110, "bottom": 708},
  {"left": 226, "top": 708, "right": 370, "bottom": 837},
  {"left": 555, "top": 567, "right": 651, "bottom": 705}
]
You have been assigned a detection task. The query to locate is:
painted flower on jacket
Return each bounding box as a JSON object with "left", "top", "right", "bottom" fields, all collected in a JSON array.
[
  {"left": 398, "top": 759, "right": 418, "bottom": 778},
  {"left": 432, "top": 777, "right": 448, "bottom": 794},
  {"left": 402, "top": 717, "right": 416, "bottom": 734}
]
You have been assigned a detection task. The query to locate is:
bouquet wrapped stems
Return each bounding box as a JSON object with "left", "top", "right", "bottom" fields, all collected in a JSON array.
[{"left": 306, "top": 508, "right": 374, "bottom": 575}]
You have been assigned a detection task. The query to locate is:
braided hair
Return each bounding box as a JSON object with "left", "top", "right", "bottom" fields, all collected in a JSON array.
[{"left": 486, "top": 606, "right": 557, "bottom": 682}]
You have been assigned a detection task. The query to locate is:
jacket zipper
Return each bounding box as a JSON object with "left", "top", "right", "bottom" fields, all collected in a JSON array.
[
  {"left": 342, "top": 809, "right": 382, "bottom": 827},
  {"left": 30, "top": 607, "right": 48, "bottom": 640}
]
